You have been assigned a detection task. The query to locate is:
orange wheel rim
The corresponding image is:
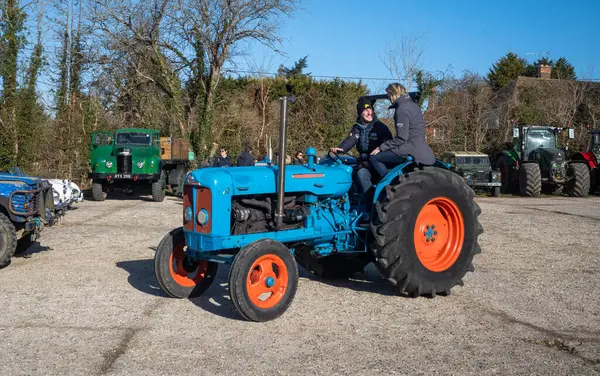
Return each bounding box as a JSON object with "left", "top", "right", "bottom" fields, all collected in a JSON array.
[
  {"left": 169, "top": 244, "right": 209, "bottom": 287},
  {"left": 246, "top": 254, "right": 289, "bottom": 309},
  {"left": 414, "top": 197, "right": 464, "bottom": 272}
]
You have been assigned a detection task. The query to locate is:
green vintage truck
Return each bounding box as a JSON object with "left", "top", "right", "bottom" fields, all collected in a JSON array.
[
  {"left": 441, "top": 151, "right": 501, "bottom": 197},
  {"left": 88, "top": 128, "right": 193, "bottom": 202}
]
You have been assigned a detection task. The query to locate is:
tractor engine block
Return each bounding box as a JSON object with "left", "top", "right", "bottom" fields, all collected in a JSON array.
[
  {"left": 231, "top": 202, "right": 268, "bottom": 235},
  {"left": 230, "top": 196, "right": 307, "bottom": 236}
]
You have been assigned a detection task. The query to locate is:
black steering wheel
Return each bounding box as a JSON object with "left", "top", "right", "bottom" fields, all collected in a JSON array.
[{"left": 328, "top": 150, "right": 355, "bottom": 165}]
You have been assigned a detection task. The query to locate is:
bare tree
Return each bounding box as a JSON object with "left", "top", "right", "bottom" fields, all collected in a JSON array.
[
  {"left": 246, "top": 56, "right": 276, "bottom": 153},
  {"left": 381, "top": 33, "right": 425, "bottom": 91},
  {"left": 162, "top": 0, "right": 299, "bottom": 162}
]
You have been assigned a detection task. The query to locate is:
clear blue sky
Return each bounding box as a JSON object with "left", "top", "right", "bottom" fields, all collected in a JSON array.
[{"left": 232, "top": 0, "right": 600, "bottom": 92}]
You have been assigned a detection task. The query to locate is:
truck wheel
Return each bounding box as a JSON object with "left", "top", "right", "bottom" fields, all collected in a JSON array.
[
  {"left": 0, "top": 213, "right": 18, "bottom": 268},
  {"left": 174, "top": 169, "right": 186, "bottom": 198},
  {"left": 496, "top": 155, "right": 513, "bottom": 194},
  {"left": 491, "top": 186, "right": 500, "bottom": 197},
  {"left": 229, "top": 239, "right": 298, "bottom": 322},
  {"left": 370, "top": 167, "right": 483, "bottom": 297},
  {"left": 92, "top": 180, "right": 107, "bottom": 201},
  {"left": 154, "top": 227, "right": 218, "bottom": 298},
  {"left": 518, "top": 163, "right": 541, "bottom": 196},
  {"left": 564, "top": 163, "right": 590, "bottom": 197},
  {"left": 152, "top": 173, "right": 165, "bottom": 202}
]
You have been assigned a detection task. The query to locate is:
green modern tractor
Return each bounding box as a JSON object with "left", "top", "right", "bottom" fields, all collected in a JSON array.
[
  {"left": 495, "top": 124, "right": 590, "bottom": 197},
  {"left": 88, "top": 128, "right": 193, "bottom": 202}
]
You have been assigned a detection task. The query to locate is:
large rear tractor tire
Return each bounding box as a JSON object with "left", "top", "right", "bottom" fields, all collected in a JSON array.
[
  {"left": 0, "top": 213, "right": 17, "bottom": 268},
  {"left": 370, "top": 167, "right": 483, "bottom": 297},
  {"left": 91, "top": 180, "right": 107, "bottom": 201},
  {"left": 229, "top": 239, "right": 298, "bottom": 322},
  {"left": 518, "top": 163, "right": 541, "bottom": 196},
  {"left": 496, "top": 155, "right": 513, "bottom": 194},
  {"left": 154, "top": 227, "right": 218, "bottom": 298},
  {"left": 152, "top": 172, "right": 166, "bottom": 202},
  {"left": 564, "top": 163, "right": 590, "bottom": 197}
]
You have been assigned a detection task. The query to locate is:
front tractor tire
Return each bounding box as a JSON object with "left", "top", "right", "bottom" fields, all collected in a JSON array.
[
  {"left": 229, "top": 239, "right": 299, "bottom": 322},
  {"left": 518, "top": 163, "right": 541, "bottom": 197},
  {"left": 91, "top": 180, "right": 107, "bottom": 201},
  {"left": 564, "top": 163, "right": 590, "bottom": 197},
  {"left": 370, "top": 167, "right": 483, "bottom": 297},
  {"left": 152, "top": 172, "right": 166, "bottom": 202},
  {"left": 154, "top": 227, "right": 218, "bottom": 298},
  {"left": 0, "top": 213, "right": 18, "bottom": 268}
]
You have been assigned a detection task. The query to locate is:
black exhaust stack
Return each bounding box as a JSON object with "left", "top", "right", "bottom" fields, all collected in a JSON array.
[{"left": 275, "top": 96, "right": 289, "bottom": 229}]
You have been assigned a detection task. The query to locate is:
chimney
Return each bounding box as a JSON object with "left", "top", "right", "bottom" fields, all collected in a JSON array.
[{"left": 538, "top": 64, "right": 551, "bottom": 79}]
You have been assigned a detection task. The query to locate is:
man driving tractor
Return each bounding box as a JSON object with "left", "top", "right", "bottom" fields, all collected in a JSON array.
[{"left": 330, "top": 97, "right": 392, "bottom": 198}]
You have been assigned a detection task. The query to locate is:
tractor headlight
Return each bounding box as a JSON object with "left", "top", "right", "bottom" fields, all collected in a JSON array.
[
  {"left": 491, "top": 171, "right": 500, "bottom": 181},
  {"left": 185, "top": 173, "right": 196, "bottom": 184},
  {"left": 184, "top": 206, "right": 193, "bottom": 222},
  {"left": 136, "top": 161, "right": 144, "bottom": 168},
  {"left": 464, "top": 173, "right": 473, "bottom": 181},
  {"left": 105, "top": 161, "right": 113, "bottom": 168},
  {"left": 197, "top": 209, "right": 209, "bottom": 226}
]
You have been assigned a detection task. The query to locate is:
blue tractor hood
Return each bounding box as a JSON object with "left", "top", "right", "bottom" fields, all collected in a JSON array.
[{"left": 188, "top": 163, "right": 353, "bottom": 198}]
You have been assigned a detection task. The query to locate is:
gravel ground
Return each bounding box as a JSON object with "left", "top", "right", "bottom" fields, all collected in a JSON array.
[{"left": 0, "top": 193, "right": 599, "bottom": 375}]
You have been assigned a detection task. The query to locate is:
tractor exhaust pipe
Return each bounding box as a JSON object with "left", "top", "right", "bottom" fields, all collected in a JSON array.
[{"left": 275, "top": 96, "right": 289, "bottom": 229}]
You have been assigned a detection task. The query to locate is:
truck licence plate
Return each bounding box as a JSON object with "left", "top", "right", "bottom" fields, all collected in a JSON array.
[{"left": 114, "top": 173, "right": 132, "bottom": 179}]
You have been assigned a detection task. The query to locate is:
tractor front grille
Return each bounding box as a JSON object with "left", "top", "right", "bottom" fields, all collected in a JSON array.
[
  {"left": 475, "top": 172, "right": 489, "bottom": 181},
  {"left": 117, "top": 154, "right": 132, "bottom": 173},
  {"left": 10, "top": 189, "right": 41, "bottom": 216},
  {"left": 551, "top": 166, "right": 566, "bottom": 182}
]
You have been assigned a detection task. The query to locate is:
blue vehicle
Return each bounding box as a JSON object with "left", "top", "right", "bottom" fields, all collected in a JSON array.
[
  {"left": 154, "top": 94, "right": 483, "bottom": 322},
  {"left": 0, "top": 170, "right": 56, "bottom": 267}
]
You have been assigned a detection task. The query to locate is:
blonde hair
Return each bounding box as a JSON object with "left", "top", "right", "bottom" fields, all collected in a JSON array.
[{"left": 386, "top": 83, "right": 407, "bottom": 102}]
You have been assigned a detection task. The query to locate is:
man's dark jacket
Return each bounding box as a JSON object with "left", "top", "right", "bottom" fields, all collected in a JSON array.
[
  {"left": 237, "top": 151, "right": 254, "bottom": 166},
  {"left": 379, "top": 94, "right": 436, "bottom": 165},
  {"left": 338, "top": 120, "right": 393, "bottom": 159},
  {"left": 213, "top": 156, "right": 232, "bottom": 167}
]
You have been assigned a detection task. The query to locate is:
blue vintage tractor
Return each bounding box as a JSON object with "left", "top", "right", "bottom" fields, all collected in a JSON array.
[
  {"left": 0, "top": 170, "right": 56, "bottom": 267},
  {"left": 154, "top": 94, "right": 483, "bottom": 322}
]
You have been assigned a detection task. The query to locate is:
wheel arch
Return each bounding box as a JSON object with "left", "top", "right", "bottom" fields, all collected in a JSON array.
[
  {"left": 372, "top": 159, "right": 449, "bottom": 206},
  {"left": 570, "top": 151, "right": 597, "bottom": 170}
]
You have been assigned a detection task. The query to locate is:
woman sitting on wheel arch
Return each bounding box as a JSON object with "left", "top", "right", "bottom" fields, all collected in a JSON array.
[
  {"left": 369, "top": 82, "right": 436, "bottom": 178},
  {"left": 330, "top": 97, "right": 392, "bottom": 196}
]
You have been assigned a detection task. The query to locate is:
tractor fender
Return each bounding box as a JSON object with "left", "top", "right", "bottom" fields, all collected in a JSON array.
[
  {"left": 372, "top": 158, "right": 449, "bottom": 205},
  {"left": 570, "top": 151, "right": 598, "bottom": 170},
  {"left": 500, "top": 150, "right": 520, "bottom": 168}
]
